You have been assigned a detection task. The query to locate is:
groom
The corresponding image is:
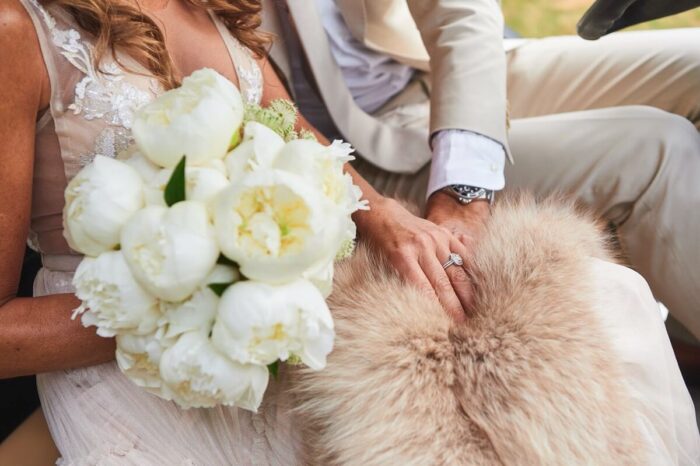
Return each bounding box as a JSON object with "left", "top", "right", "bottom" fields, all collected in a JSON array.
[{"left": 262, "top": 0, "right": 700, "bottom": 339}]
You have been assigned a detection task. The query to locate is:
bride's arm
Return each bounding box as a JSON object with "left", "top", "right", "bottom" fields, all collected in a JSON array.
[
  {"left": 0, "top": 2, "right": 114, "bottom": 379},
  {"left": 259, "top": 59, "right": 471, "bottom": 323}
]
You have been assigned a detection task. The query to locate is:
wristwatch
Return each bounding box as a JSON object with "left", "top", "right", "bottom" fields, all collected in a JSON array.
[{"left": 440, "top": 185, "right": 495, "bottom": 205}]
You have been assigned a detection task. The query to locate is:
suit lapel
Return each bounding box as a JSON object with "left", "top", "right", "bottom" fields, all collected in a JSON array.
[{"left": 336, "top": 0, "right": 430, "bottom": 70}]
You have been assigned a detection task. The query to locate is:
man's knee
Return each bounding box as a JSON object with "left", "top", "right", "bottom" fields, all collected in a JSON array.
[
  {"left": 596, "top": 106, "right": 698, "bottom": 224},
  {"left": 623, "top": 106, "right": 698, "bottom": 159}
]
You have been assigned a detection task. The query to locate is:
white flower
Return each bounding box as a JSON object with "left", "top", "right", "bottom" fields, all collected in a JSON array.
[
  {"left": 183, "top": 67, "right": 243, "bottom": 109},
  {"left": 273, "top": 139, "right": 365, "bottom": 214},
  {"left": 144, "top": 166, "right": 229, "bottom": 209},
  {"left": 118, "top": 148, "right": 161, "bottom": 183},
  {"left": 273, "top": 139, "right": 366, "bottom": 257},
  {"left": 63, "top": 156, "right": 144, "bottom": 256},
  {"left": 302, "top": 259, "right": 335, "bottom": 298},
  {"left": 72, "top": 252, "right": 160, "bottom": 337},
  {"left": 132, "top": 68, "right": 245, "bottom": 168},
  {"left": 116, "top": 330, "right": 174, "bottom": 395},
  {"left": 159, "top": 331, "right": 269, "bottom": 410},
  {"left": 224, "top": 122, "right": 285, "bottom": 183},
  {"left": 214, "top": 170, "right": 341, "bottom": 283},
  {"left": 212, "top": 279, "right": 334, "bottom": 370},
  {"left": 121, "top": 201, "right": 219, "bottom": 302},
  {"left": 204, "top": 158, "right": 228, "bottom": 175},
  {"left": 159, "top": 265, "right": 239, "bottom": 338}
]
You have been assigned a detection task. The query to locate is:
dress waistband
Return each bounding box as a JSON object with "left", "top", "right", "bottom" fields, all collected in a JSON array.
[{"left": 41, "top": 254, "right": 83, "bottom": 272}]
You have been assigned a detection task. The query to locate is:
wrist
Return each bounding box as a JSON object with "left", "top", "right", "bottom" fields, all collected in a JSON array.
[
  {"left": 352, "top": 195, "right": 394, "bottom": 235},
  {"left": 438, "top": 185, "right": 495, "bottom": 206},
  {"left": 426, "top": 191, "right": 490, "bottom": 224}
]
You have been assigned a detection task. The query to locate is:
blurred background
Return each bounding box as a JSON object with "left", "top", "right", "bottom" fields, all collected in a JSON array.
[{"left": 503, "top": 0, "right": 700, "bottom": 37}]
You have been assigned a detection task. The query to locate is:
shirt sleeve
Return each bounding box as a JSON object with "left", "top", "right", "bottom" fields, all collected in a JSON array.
[{"left": 426, "top": 129, "right": 506, "bottom": 199}]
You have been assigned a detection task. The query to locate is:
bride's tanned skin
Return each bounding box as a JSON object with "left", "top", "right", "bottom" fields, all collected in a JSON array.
[
  {"left": 0, "top": 0, "right": 474, "bottom": 378},
  {"left": 0, "top": 1, "right": 115, "bottom": 378}
]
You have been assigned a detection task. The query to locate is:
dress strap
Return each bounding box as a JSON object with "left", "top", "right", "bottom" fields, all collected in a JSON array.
[
  {"left": 209, "top": 12, "right": 263, "bottom": 106},
  {"left": 19, "top": 0, "right": 66, "bottom": 121}
]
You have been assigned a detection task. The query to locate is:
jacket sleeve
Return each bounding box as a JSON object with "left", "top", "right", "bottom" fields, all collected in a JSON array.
[{"left": 407, "top": 0, "right": 511, "bottom": 157}]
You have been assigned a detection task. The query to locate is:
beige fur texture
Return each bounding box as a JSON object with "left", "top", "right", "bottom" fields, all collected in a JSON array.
[{"left": 293, "top": 196, "right": 646, "bottom": 465}]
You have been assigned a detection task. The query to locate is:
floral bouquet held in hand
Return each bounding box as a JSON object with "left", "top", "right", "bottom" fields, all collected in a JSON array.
[{"left": 63, "top": 68, "right": 367, "bottom": 410}]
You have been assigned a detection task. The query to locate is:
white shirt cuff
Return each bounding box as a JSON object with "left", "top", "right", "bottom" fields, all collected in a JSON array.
[{"left": 426, "top": 129, "right": 506, "bottom": 199}]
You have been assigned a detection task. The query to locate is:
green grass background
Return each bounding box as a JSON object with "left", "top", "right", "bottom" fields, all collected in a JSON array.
[{"left": 502, "top": 0, "right": 700, "bottom": 37}]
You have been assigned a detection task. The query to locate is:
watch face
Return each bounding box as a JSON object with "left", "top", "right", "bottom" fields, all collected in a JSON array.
[
  {"left": 445, "top": 185, "right": 494, "bottom": 205},
  {"left": 452, "top": 185, "right": 489, "bottom": 199}
]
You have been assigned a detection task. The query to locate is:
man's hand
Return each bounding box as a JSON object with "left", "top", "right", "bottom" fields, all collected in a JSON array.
[{"left": 424, "top": 191, "right": 491, "bottom": 311}]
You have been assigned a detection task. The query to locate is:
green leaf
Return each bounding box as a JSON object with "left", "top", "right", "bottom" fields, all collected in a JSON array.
[
  {"left": 229, "top": 128, "right": 242, "bottom": 150},
  {"left": 217, "top": 254, "right": 237, "bottom": 267},
  {"left": 267, "top": 361, "right": 280, "bottom": 378},
  {"left": 164, "top": 155, "right": 187, "bottom": 207},
  {"left": 208, "top": 282, "right": 233, "bottom": 297}
]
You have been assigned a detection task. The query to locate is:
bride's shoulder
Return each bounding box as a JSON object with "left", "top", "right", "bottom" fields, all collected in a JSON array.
[
  {"left": 0, "top": 0, "right": 48, "bottom": 105},
  {"left": 0, "top": 0, "right": 36, "bottom": 40}
]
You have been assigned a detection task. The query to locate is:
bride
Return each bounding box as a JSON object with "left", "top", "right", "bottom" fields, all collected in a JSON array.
[{"left": 0, "top": 0, "right": 697, "bottom": 464}]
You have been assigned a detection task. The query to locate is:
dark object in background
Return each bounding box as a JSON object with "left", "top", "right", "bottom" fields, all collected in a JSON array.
[
  {"left": 578, "top": 0, "right": 700, "bottom": 39},
  {"left": 0, "top": 248, "right": 41, "bottom": 442}
]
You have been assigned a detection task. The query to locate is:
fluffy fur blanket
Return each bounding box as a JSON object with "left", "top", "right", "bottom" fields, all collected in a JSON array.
[{"left": 294, "top": 197, "right": 646, "bottom": 465}]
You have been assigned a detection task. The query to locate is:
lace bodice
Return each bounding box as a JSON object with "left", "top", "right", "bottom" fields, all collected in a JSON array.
[{"left": 20, "top": 0, "right": 263, "bottom": 257}]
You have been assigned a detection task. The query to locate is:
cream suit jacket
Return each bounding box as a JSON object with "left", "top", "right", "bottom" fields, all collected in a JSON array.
[{"left": 262, "top": 0, "right": 511, "bottom": 174}]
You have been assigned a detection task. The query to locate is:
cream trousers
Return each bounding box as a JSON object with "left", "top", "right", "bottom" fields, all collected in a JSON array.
[{"left": 354, "top": 28, "right": 700, "bottom": 339}]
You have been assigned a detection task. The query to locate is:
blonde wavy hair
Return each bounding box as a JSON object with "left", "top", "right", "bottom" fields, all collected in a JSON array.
[{"left": 43, "top": 0, "right": 270, "bottom": 90}]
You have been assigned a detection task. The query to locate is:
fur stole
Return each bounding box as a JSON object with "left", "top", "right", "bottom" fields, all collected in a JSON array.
[{"left": 293, "top": 197, "right": 646, "bottom": 465}]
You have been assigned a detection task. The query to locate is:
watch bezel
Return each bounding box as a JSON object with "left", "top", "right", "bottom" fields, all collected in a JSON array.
[{"left": 442, "top": 185, "right": 495, "bottom": 205}]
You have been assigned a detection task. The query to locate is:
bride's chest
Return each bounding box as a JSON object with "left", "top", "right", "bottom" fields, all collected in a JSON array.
[
  {"left": 34, "top": 4, "right": 261, "bottom": 177},
  {"left": 159, "top": 12, "right": 242, "bottom": 88}
]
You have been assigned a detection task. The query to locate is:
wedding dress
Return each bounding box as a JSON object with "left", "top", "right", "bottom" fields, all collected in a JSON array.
[
  {"left": 21, "top": 1, "right": 301, "bottom": 464},
  {"left": 18, "top": 0, "right": 699, "bottom": 464}
]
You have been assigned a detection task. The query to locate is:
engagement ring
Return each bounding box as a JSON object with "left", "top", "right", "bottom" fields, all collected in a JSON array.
[{"left": 442, "top": 252, "right": 464, "bottom": 270}]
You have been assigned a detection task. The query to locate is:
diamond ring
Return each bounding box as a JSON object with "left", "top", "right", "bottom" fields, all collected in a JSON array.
[{"left": 442, "top": 252, "right": 464, "bottom": 270}]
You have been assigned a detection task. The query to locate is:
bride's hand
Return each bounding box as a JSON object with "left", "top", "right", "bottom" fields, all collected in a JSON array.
[
  {"left": 424, "top": 192, "right": 490, "bottom": 311},
  {"left": 354, "top": 197, "right": 471, "bottom": 323}
]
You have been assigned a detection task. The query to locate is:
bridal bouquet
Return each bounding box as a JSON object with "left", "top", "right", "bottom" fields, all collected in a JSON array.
[{"left": 64, "top": 69, "right": 367, "bottom": 410}]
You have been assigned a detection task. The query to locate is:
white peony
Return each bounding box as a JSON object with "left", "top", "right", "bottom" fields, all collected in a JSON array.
[
  {"left": 273, "top": 139, "right": 365, "bottom": 214},
  {"left": 214, "top": 170, "right": 341, "bottom": 283},
  {"left": 121, "top": 201, "right": 219, "bottom": 302},
  {"left": 302, "top": 258, "right": 335, "bottom": 298},
  {"left": 72, "top": 251, "right": 160, "bottom": 337},
  {"left": 159, "top": 331, "right": 269, "bottom": 410},
  {"left": 224, "top": 122, "right": 285, "bottom": 183},
  {"left": 116, "top": 330, "right": 174, "bottom": 395},
  {"left": 132, "top": 68, "right": 245, "bottom": 168},
  {"left": 212, "top": 279, "right": 334, "bottom": 370},
  {"left": 143, "top": 166, "right": 229, "bottom": 209},
  {"left": 63, "top": 155, "right": 144, "bottom": 257},
  {"left": 159, "top": 265, "right": 239, "bottom": 339},
  {"left": 118, "top": 148, "right": 161, "bottom": 183},
  {"left": 273, "top": 139, "right": 366, "bottom": 258}
]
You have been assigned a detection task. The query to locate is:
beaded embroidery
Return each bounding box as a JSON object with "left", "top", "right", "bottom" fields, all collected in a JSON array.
[
  {"left": 31, "top": 0, "right": 262, "bottom": 165},
  {"left": 31, "top": 0, "right": 155, "bottom": 165},
  {"left": 232, "top": 40, "right": 263, "bottom": 105}
]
